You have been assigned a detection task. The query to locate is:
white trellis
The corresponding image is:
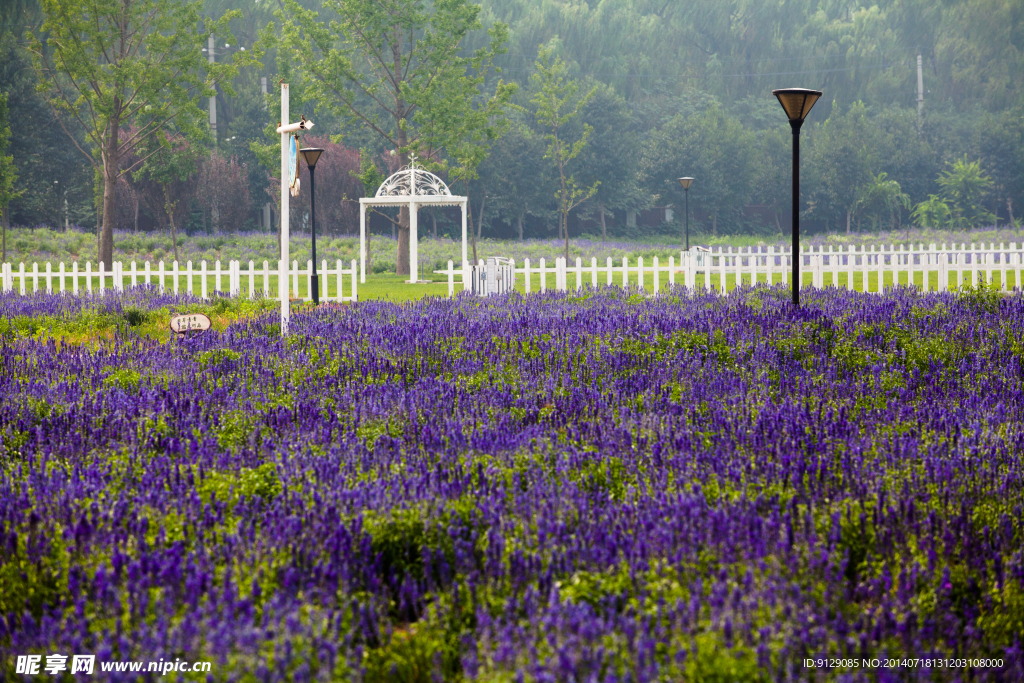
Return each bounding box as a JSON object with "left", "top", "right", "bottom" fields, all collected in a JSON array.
[{"left": 359, "top": 156, "right": 468, "bottom": 284}]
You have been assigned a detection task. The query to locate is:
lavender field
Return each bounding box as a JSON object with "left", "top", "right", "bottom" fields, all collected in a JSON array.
[{"left": 1, "top": 284, "right": 1023, "bottom": 681}]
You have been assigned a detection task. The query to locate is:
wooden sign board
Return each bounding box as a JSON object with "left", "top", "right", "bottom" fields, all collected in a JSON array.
[{"left": 169, "top": 313, "right": 211, "bottom": 338}]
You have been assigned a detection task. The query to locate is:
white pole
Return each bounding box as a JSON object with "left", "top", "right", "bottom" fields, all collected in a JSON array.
[
  {"left": 359, "top": 202, "right": 366, "bottom": 283},
  {"left": 461, "top": 202, "right": 468, "bottom": 272},
  {"left": 280, "top": 83, "right": 290, "bottom": 334},
  {"left": 336, "top": 259, "right": 342, "bottom": 301},
  {"left": 916, "top": 52, "right": 925, "bottom": 120},
  {"left": 409, "top": 201, "right": 419, "bottom": 283}
]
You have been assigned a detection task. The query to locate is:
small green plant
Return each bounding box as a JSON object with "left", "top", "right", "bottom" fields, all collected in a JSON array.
[
  {"left": 197, "top": 348, "right": 241, "bottom": 369},
  {"left": 122, "top": 306, "right": 148, "bottom": 327},
  {"left": 103, "top": 368, "right": 142, "bottom": 392},
  {"left": 956, "top": 280, "right": 1002, "bottom": 314}
]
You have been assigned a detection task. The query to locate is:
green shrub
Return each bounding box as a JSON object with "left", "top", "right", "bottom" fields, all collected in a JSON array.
[
  {"left": 362, "top": 619, "right": 463, "bottom": 683},
  {"left": 957, "top": 280, "right": 1002, "bottom": 314},
  {"left": 103, "top": 368, "right": 142, "bottom": 392},
  {"left": 122, "top": 307, "right": 148, "bottom": 327},
  {"left": 197, "top": 348, "right": 241, "bottom": 369}
]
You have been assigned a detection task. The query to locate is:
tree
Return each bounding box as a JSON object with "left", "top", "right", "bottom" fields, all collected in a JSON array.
[
  {"left": 573, "top": 82, "right": 644, "bottom": 239},
  {"left": 0, "top": 91, "right": 19, "bottom": 261},
  {"left": 640, "top": 105, "right": 757, "bottom": 237},
  {"left": 478, "top": 115, "right": 554, "bottom": 241},
  {"left": 937, "top": 156, "right": 996, "bottom": 228},
  {"left": 277, "top": 0, "right": 514, "bottom": 275},
  {"left": 911, "top": 195, "right": 952, "bottom": 228},
  {"left": 530, "top": 46, "right": 598, "bottom": 260},
  {"left": 287, "top": 135, "right": 361, "bottom": 235},
  {"left": 134, "top": 133, "right": 203, "bottom": 263},
  {"left": 979, "top": 107, "right": 1024, "bottom": 227},
  {"left": 29, "top": 0, "right": 249, "bottom": 267},
  {"left": 804, "top": 102, "right": 878, "bottom": 234},
  {"left": 195, "top": 151, "right": 254, "bottom": 234},
  {"left": 854, "top": 172, "right": 911, "bottom": 233}
]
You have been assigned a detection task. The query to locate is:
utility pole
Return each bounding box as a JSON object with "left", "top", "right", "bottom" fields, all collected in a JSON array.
[
  {"left": 208, "top": 35, "right": 217, "bottom": 145},
  {"left": 916, "top": 51, "right": 925, "bottom": 122}
]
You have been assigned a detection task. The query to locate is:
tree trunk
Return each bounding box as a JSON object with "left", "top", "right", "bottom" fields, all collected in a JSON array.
[
  {"left": 599, "top": 204, "right": 607, "bottom": 239},
  {"left": 774, "top": 209, "right": 782, "bottom": 235},
  {"left": 134, "top": 199, "right": 139, "bottom": 233},
  {"left": 846, "top": 208, "right": 851, "bottom": 235},
  {"left": 563, "top": 210, "right": 569, "bottom": 261},
  {"left": 1008, "top": 198, "right": 1016, "bottom": 229},
  {"left": 517, "top": 212, "right": 524, "bottom": 242},
  {"left": 468, "top": 197, "right": 477, "bottom": 264},
  {"left": 476, "top": 195, "right": 486, "bottom": 240},
  {"left": 169, "top": 212, "right": 180, "bottom": 263},
  {"left": 432, "top": 211, "right": 437, "bottom": 239},
  {"left": 99, "top": 123, "right": 120, "bottom": 269},
  {"left": 712, "top": 210, "right": 717, "bottom": 236},
  {"left": 164, "top": 187, "right": 180, "bottom": 263}
]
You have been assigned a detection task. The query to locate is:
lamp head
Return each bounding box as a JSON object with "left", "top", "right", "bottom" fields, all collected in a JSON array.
[
  {"left": 678, "top": 177, "right": 694, "bottom": 190},
  {"left": 772, "top": 88, "right": 823, "bottom": 123},
  {"left": 300, "top": 147, "right": 325, "bottom": 169}
]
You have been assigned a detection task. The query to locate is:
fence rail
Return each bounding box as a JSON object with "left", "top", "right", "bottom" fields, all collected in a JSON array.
[
  {"left": 4, "top": 242, "right": 1021, "bottom": 302},
  {"left": 1, "top": 258, "right": 358, "bottom": 302},
  {"left": 434, "top": 242, "right": 1024, "bottom": 297}
]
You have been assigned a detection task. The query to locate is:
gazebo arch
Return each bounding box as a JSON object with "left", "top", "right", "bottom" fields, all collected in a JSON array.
[{"left": 359, "top": 158, "right": 468, "bottom": 283}]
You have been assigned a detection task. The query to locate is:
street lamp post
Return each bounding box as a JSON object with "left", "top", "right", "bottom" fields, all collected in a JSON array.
[
  {"left": 678, "top": 177, "right": 694, "bottom": 251},
  {"left": 772, "top": 88, "right": 822, "bottom": 306},
  {"left": 300, "top": 147, "right": 325, "bottom": 304}
]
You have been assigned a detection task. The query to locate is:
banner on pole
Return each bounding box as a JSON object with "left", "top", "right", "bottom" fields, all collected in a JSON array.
[{"left": 289, "top": 134, "right": 301, "bottom": 196}]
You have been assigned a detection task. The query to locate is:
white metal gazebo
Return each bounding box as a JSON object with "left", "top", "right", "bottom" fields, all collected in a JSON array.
[{"left": 359, "top": 158, "right": 468, "bottom": 283}]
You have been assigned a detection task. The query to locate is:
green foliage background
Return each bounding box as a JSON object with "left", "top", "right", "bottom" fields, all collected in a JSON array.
[{"left": 1, "top": 0, "right": 1023, "bottom": 240}]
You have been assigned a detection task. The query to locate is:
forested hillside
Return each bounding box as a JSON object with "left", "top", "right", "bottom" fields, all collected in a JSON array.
[{"left": 1, "top": 0, "right": 1022, "bottom": 245}]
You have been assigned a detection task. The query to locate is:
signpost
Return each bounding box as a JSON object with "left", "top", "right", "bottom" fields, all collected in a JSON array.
[
  {"left": 169, "top": 313, "right": 211, "bottom": 339},
  {"left": 275, "top": 84, "right": 313, "bottom": 335}
]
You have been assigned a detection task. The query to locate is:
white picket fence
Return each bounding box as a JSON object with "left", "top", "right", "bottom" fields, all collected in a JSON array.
[
  {"left": 1, "top": 258, "right": 358, "bottom": 302},
  {"left": 435, "top": 242, "right": 1024, "bottom": 297}
]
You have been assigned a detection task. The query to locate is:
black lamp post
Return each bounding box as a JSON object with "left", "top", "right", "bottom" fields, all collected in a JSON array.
[
  {"left": 772, "top": 88, "right": 822, "bottom": 306},
  {"left": 677, "top": 177, "right": 694, "bottom": 251},
  {"left": 299, "top": 147, "right": 324, "bottom": 304}
]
